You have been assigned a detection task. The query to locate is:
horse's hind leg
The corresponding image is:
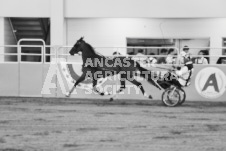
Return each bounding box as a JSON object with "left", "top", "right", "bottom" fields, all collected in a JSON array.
[
  {"left": 129, "top": 79, "right": 153, "bottom": 99},
  {"left": 109, "top": 74, "right": 126, "bottom": 101},
  {"left": 66, "top": 73, "right": 86, "bottom": 97},
  {"left": 116, "top": 79, "right": 126, "bottom": 93}
]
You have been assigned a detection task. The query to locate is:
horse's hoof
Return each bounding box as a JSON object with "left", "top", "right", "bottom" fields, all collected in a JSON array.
[
  {"left": 149, "top": 95, "right": 153, "bottom": 99},
  {"left": 109, "top": 98, "right": 114, "bottom": 102},
  {"left": 65, "top": 92, "right": 70, "bottom": 97}
]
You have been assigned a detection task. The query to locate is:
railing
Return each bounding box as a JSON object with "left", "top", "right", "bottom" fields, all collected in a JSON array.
[
  {"left": 0, "top": 45, "right": 226, "bottom": 65},
  {"left": 8, "top": 18, "right": 17, "bottom": 42},
  {"left": 56, "top": 46, "right": 226, "bottom": 65}
]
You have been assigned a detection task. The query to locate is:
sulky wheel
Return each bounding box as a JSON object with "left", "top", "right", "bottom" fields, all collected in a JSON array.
[
  {"left": 162, "top": 87, "right": 181, "bottom": 107},
  {"left": 177, "top": 88, "right": 186, "bottom": 105}
]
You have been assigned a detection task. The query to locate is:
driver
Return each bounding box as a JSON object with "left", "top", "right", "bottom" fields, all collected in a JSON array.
[
  {"left": 173, "top": 51, "right": 194, "bottom": 87},
  {"left": 147, "top": 51, "right": 194, "bottom": 89}
]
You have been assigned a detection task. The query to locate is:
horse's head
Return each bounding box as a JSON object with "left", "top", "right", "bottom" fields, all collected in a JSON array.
[{"left": 69, "top": 37, "right": 85, "bottom": 55}]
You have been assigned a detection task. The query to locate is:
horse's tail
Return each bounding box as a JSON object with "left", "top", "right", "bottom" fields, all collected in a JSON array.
[{"left": 136, "top": 62, "right": 162, "bottom": 90}]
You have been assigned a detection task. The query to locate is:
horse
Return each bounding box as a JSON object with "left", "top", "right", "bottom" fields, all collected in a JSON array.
[{"left": 66, "top": 37, "right": 161, "bottom": 101}]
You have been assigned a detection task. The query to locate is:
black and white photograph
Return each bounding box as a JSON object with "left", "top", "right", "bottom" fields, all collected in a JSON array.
[{"left": 0, "top": 0, "right": 226, "bottom": 150}]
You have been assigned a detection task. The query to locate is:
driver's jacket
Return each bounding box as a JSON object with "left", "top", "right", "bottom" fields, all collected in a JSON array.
[{"left": 175, "top": 61, "right": 193, "bottom": 86}]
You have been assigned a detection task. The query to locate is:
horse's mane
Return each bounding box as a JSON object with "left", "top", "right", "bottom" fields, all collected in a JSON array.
[{"left": 83, "top": 41, "right": 105, "bottom": 58}]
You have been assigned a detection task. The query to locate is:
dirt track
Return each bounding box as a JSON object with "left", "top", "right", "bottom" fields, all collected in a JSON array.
[{"left": 0, "top": 98, "right": 226, "bottom": 151}]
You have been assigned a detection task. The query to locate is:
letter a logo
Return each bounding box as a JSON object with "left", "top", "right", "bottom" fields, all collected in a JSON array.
[
  {"left": 202, "top": 73, "right": 219, "bottom": 92},
  {"left": 195, "top": 67, "right": 226, "bottom": 99}
]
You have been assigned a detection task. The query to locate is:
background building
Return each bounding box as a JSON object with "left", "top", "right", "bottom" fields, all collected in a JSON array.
[{"left": 0, "top": 0, "right": 226, "bottom": 63}]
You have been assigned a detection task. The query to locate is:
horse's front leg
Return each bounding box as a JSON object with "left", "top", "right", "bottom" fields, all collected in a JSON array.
[
  {"left": 129, "top": 78, "right": 153, "bottom": 99},
  {"left": 92, "top": 79, "right": 111, "bottom": 96},
  {"left": 92, "top": 79, "right": 103, "bottom": 95},
  {"left": 66, "top": 73, "right": 86, "bottom": 97}
]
